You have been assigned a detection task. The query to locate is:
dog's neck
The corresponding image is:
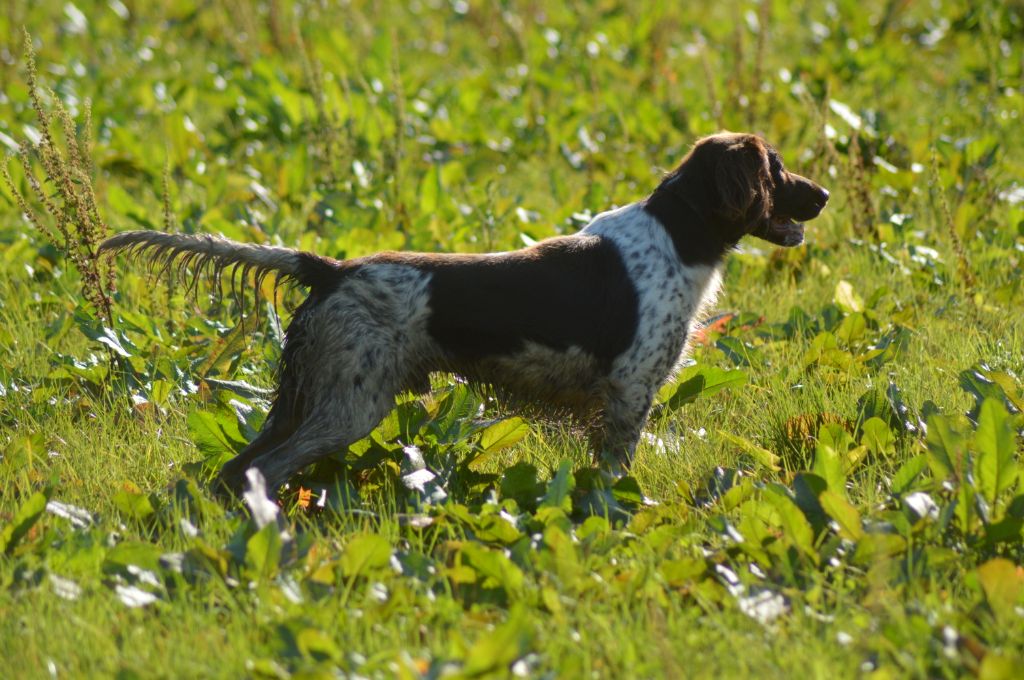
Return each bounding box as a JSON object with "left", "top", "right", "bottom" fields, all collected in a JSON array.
[{"left": 642, "top": 174, "right": 738, "bottom": 266}]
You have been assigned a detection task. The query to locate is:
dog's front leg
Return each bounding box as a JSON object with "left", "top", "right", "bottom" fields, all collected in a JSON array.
[{"left": 591, "top": 385, "right": 654, "bottom": 476}]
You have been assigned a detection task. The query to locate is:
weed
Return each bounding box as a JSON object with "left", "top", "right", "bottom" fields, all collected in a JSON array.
[
  {"left": 930, "top": 148, "right": 976, "bottom": 288},
  {"left": 296, "top": 25, "right": 346, "bottom": 188},
  {"left": 747, "top": 0, "right": 772, "bottom": 128},
  {"left": 1, "top": 30, "right": 113, "bottom": 324},
  {"left": 696, "top": 31, "right": 724, "bottom": 130},
  {"left": 845, "top": 131, "right": 879, "bottom": 241}
]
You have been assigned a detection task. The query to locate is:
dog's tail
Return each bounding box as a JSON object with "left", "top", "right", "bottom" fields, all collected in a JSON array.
[{"left": 100, "top": 230, "right": 339, "bottom": 292}]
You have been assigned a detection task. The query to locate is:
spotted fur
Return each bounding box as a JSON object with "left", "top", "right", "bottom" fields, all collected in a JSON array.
[
  {"left": 100, "top": 132, "right": 829, "bottom": 494},
  {"left": 581, "top": 203, "right": 725, "bottom": 468}
]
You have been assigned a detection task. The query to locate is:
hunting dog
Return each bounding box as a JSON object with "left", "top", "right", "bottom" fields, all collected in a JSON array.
[{"left": 101, "top": 132, "right": 828, "bottom": 496}]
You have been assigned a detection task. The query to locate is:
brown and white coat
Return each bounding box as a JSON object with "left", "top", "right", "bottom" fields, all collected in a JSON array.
[{"left": 101, "top": 132, "right": 829, "bottom": 495}]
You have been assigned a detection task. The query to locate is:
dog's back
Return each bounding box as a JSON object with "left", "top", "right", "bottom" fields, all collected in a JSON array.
[{"left": 101, "top": 132, "right": 829, "bottom": 494}]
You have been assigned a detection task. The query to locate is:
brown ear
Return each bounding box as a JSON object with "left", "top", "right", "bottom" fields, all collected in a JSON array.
[{"left": 713, "top": 138, "right": 772, "bottom": 225}]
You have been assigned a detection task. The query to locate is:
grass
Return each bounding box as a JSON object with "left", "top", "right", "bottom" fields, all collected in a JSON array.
[{"left": 2, "top": 1, "right": 1024, "bottom": 678}]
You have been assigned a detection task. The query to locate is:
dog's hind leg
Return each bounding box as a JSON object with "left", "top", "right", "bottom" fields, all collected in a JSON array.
[
  {"left": 245, "top": 377, "right": 399, "bottom": 492},
  {"left": 222, "top": 265, "right": 429, "bottom": 494},
  {"left": 213, "top": 355, "right": 311, "bottom": 497},
  {"left": 214, "top": 409, "right": 297, "bottom": 497},
  {"left": 244, "top": 411, "right": 384, "bottom": 492}
]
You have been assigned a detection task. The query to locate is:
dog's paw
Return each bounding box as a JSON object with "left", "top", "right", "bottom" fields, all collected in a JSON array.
[
  {"left": 210, "top": 466, "right": 247, "bottom": 501},
  {"left": 593, "top": 450, "right": 630, "bottom": 482}
]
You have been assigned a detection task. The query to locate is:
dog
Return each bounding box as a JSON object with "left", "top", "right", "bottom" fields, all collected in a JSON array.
[{"left": 100, "top": 132, "right": 828, "bottom": 496}]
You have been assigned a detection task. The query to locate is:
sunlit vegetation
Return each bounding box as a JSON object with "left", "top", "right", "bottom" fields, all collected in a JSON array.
[{"left": 1, "top": 1, "right": 1023, "bottom": 677}]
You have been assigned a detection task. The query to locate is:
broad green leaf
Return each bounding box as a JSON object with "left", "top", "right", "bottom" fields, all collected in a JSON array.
[
  {"left": 541, "top": 524, "right": 581, "bottom": 584},
  {"left": 974, "top": 399, "right": 1018, "bottom": 511},
  {"left": 978, "top": 652, "right": 1024, "bottom": 680},
  {"left": 429, "top": 385, "right": 484, "bottom": 443},
  {"left": 196, "top": 320, "right": 249, "bottom": 379},
  {"left": 718, "top": 430, "right": 781, "bottom": 471},
  {"left": 187, "top": 408, "right": 247, "bottom": 459},
  {"left": 500, "top": 463, "right": 544, "bottom": 510},
  {"left": 105, "top": 541, "right": 163, "bottom": 573},
  {"left": 112, "top": 483, "right": 156, "bottom": 521},
  {"left": 885, "top": 381, "right": 923, "bottom": 434},
  {"left": 984, "top": 515, "right": 1024, "bottom": 545},
  {"left": 716, "top": 336, "right": 764, "bottom": 368},
  {"left": 819, "top": 422, "right": 855, "bottom": 455},
  {"left": 148, "top": 379, "right": 173, "bottom": 407},
  {"left": 819, "top": 490, "right": 864, "bottom": 540},
  {"left": 245, "top": 523, "right": 283, "bottom": 580},
  {"left": 540, "top": 460, "right": 575, "bottom": 513},
  {"left": 578, "top": 515, "right": 611, "bottom": 540},
  {"left": 861, "top": 417, "right": 896, "bottom": 456},
  {"left": 340, "top": 533, "right": 392, "bottom": 578},
  {"left": 925, "top": 413, "right": 967, "bottom": 481},
  {"left": 864, "top": 327, "right": 910, "bottom": 368},
  {"left": 856, "top": 385, "right": 891, "bottom": 427},
  {"left": 1, "top": 489, "right": 50, "bottom": 554},
  {"left": 73, "top": 307, "right": 135, "bottom": 357},
  {"left": 981, "top": 371, "right": 1024, "bottom": 413},
  {"left": 812, "top": 442, "right": 846, "bottom": 492},
  {"left": 295, "top": 628, "right": 342, "bottom": 662},
  {"left": 660, "top": 557, "right": 708, "bottom": 586},
  {"left": 960, "top": 366, "right": 1024, "bottom": 422},
  {"left": 735, "top": 501, "right": 775, "bottom": 564},
  {"left": 803, "top": 332, "right": 854, "bottom": 370},
  {"left": 459, "top": 543, "right": 525, "bottom": 597},
  {"left": 851, "top": 533, "right": 906, "bottom": 566},
  {"left": 418, "top": 163, "right": 441, "bottom": 214},
  {"left": 479, "top": 417, "right": 530, "bottom": 452},
  {"left": 955, "top": 472, "right": 976, "bottom": 535},
  {"left": 792, "top": 473, "right": 829, "bottom": 535},
  {"left": 475, "top": 514, "right": 523, "bottom": 544},
  {"left": 834, "top": 280, "right": 863, "bottom": 313},
  {"left": 534, "top": 506, "right": 572, "bottom": 533},
  {"left": 611, "top": 475, "right": 644, "bottom": 504},
  {"left": 541, "top": 587, "right": 564, "bottom": 618},
  {"left": 834, "top": 312, "right": 867, "bottom": 345},
  {"left": 662, "top": 366, "right": 747, "bottom": 412},
  {"left": 891, "top": 454, "right": 928, "bottom": 495},
  {"left": 95, "top": 326, "right": 133, "bottom": 358},
  {"left": 763, "top": 485, "right": 817, "bottom": 561},
  {"left": 189, "top": 539, "right": 232, "bottom": 577},
  {"left": 976, "top": 558, "right": 1024, "bottom": 622},
  {"left": 462, "top": 607, "right": 533, "bottom": 677},
  {"left": 46, "top": 353, "right": 110, "bottom": 385}
]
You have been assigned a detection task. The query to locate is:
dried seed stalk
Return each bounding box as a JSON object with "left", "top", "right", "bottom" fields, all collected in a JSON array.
[
  {"left": 930, "top": 150, "right": 976, "bottom": 288},
  {"left": 1, "top": 30, "right": 114, "bottom": 323}
]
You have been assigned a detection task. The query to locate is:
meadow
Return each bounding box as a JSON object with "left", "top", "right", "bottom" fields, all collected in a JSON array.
[{"left": 1, "top": 1, "right": 1023, "bottom": 677}]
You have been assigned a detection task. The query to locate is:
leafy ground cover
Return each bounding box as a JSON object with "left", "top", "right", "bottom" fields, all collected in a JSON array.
[{"left": 1, "top": 1, "right": 1023, "bottom": 677}]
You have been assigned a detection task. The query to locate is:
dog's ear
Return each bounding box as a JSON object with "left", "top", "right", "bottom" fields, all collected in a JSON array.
[{"left": 713, "top": 137, "right": 772, "bottom": 226}]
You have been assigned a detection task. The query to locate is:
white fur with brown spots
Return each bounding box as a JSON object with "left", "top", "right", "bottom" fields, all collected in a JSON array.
[{"left": 101, "top": 132, "right": 829, "bottom": 495}]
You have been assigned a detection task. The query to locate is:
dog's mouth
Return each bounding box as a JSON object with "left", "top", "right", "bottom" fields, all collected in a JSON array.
[{"left": 752, "top": 216, "right": 805, "bottom": 247}]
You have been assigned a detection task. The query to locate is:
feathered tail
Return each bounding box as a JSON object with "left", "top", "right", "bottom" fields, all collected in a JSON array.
[{"left": 99, "top": 230, "right": 339, "bottom": 294}]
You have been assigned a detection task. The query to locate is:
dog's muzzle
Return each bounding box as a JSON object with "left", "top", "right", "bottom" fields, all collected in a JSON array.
[{"left": 753, "top": 217, "right": 805, "bottom": 247}]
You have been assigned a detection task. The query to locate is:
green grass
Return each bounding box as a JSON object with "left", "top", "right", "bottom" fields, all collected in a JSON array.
[{"left": 2, "top": 1, "right": 1024, "bottom": 677}]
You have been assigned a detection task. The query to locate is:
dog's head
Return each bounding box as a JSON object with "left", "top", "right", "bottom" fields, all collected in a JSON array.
[{"left": 650, "top": 133, "right": 829, "bottom": 253}]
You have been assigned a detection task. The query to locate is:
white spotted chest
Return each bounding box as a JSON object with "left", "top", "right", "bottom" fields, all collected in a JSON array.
[{"left": 583, "top": 203, "right": 724, "bottom": 387}]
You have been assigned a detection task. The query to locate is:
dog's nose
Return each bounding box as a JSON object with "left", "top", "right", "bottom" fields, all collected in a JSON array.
[{"left": 817, "top": 187, "right": 830, "bottom": 206}]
